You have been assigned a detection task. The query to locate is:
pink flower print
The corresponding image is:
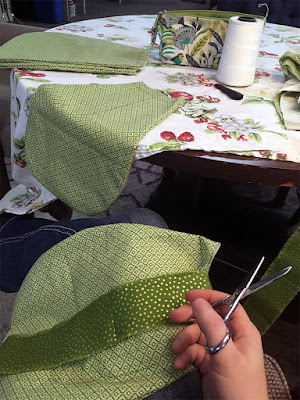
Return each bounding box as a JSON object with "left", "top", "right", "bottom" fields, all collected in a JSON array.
[
  {"left": 275, "top": 67, "right": 282, "bottom": 72},
  {"left": 276, "top": 153, "right": 287, "bottom": 159},
  {"left": 287, "top": 40, "right": 300, "bottom": 44},
  {"left": 259, "top": 51, "right": 278, "bottom": 57},
  {"left": 161, "top": 131, "right": 176, "bottom": 140},
  {"left": 178, "top": 132, "right": 194, "bottom": 142},
  {"left": 196, "top": 95, "right": 220, "bottom": 102},
  {"left": 207, "top": 122, "right": 227, "bottom": 134},
  {"left": 255, "top": 72, "right": 270, "bottom": 77},
  {"left": 169, "top": 91, "right": 193, "bottom": 101},
  {"left": 104, "top": 24, "right": 115, "bottom": 27},
  {"left": 14, "top": 159, "right": 27, "bottom": 168},
  {"left": 97, "top": 33, "right": 104, "bottom": 37},
  {"left": 259, "top": 150, "right": 271, "bottom": 157},
  {"left": 194, "top": 117, "right": 209, "bottom": 124},
  {"left": 237, "top": 134, "right": 248, "bottom": 142},
  {"left": 222, "top": 134, "right": 232, "bottom": 140},
  {"left": 19, "top": 69, "right": 46, "bottom": 77},
  {"left": 196, "top": 74, "right": 214, "bottom": 87}
]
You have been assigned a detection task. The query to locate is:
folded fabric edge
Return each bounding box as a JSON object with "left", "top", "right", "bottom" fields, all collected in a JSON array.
[{"left": 0, "top": 62, "right": 145, "bottom": 75}]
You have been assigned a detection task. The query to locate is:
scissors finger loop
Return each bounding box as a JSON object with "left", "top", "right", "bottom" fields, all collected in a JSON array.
[{"left": 205, "top": 326, "right": 231, "bottom": 355}]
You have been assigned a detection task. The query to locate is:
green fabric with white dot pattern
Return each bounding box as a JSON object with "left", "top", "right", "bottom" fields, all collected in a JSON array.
[
  {"left": 0, "top": 271, "right": 210, "bottom": 375},
  {"left": 0, "top": 224, "right": 220, "bottom": 399}
]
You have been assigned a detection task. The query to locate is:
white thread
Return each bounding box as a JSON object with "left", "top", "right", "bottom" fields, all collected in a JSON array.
[{"left": 216, "top": 16, "right": 265, "bottom": 87}]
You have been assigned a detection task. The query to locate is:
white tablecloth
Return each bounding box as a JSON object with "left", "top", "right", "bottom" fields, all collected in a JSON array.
[{"left": 1, "top": 15, "right": 299, "bottom": 214}]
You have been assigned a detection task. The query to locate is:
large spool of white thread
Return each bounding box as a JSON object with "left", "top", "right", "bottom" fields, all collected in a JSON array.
[{"left": 216, "top": 16, "right": 265, "bottom": 87}]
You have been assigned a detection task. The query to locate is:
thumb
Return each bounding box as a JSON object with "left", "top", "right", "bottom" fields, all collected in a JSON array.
[{"left": 192, "top": 298, "right": 230, "bottom": 350}]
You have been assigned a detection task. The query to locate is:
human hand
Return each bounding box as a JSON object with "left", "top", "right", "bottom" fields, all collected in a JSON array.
[{"left": 169, "top": 289, "right": 268, "bottom": 400}]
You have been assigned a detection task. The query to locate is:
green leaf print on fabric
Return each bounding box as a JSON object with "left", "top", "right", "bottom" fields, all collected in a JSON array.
[
  {"left": 190, "top": 34, "right": 209, "bottom": 57},
  {"left": 148, "top": 140, "right": 182, "bottom": 151},
  {"left": 26, "top": 87, "right": 38, "bottom": 92},
  {"left": 154, "top": 13, "right": 228, "bottom": 69},
  {"left": 242, "top": 95, "right": 274, "bottom": 106},
  {"left": 248, "top": 132, "right": 262, "bottom": 142},
  {"left": 162, "top": 71, "right": 214, "bottom": 87},
  {"left": 13, "top": 136, "right": 26, "bottom": 168},
  {"left": 181, "top": 99, "right": 217, "bottom": 118},
  {"left": 13, "top": 136, "right": 25, "bottom": 150},
  {"left": 203, "top": 114, "right": 276, "bottom": 143},
  {"left": 10, "top": 187, "right": 42, "bottom": 210},
  {"left": 209, "top": 28, "right": 223, "bottom": 46}
]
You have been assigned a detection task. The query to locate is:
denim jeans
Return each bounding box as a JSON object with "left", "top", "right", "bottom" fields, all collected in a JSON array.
[{"left": 0, "top": 208, "right": 168, "bottom": 293}]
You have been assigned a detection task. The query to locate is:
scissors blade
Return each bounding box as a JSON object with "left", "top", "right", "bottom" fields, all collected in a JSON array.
[
  {"left": 223, "top": 256, "right": 265, "bottom": 323},
  {"left": 188, "top": 262, "right": 291, "bottom": 324},
  {"left": 242, "top": 266, "right": 292, "bottom": 298}
]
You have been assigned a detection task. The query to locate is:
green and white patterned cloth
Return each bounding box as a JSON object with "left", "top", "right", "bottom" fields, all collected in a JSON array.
[
  {"left": 279, "top": 49, "right": 300, "bottom": 81},
  {"left": 0, "top": 224, "right": 220, "bottom": 399},
  {"left": 25, "top": 82, "right": 184, "bottom": 215},
  {"left": 0, "top": 32, "right": 150, "bottom": 74},
  {"left": 245, "top": 226, "right": 300, "bottom": 335},
  {"left": 274, "top": 49, "right": 300, "bottom": 130}
]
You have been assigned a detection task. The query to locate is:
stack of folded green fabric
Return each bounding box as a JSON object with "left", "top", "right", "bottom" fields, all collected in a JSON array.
[
  {"left": 274, "top": 49, "right": 300, "bottom": 131},
  {"left": 0, "top": 32, "right": 150, "bottom": 74}
]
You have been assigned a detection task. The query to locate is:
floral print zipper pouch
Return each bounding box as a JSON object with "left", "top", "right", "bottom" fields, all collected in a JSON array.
[{"left": 151, "top": 10, "right": 265, "bottom": 69}]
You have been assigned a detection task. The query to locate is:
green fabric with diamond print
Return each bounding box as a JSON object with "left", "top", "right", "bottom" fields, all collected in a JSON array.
[
  {"left": 0, "top": 32, "right": 150, "bottom": 74},
  {"left": 0, "top": 224, "right": 220, "bottom": 400},
  {"left": 25, "top": 82, "right": 184, "bottom": 215}
]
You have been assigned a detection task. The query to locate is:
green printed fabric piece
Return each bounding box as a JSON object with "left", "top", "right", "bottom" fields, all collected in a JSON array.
[
  {"left": 275, "top": 49, "right": 300, "bottom": 130},
  {"left": 0, "top": 224, "right": 219, "bottom": 400},
  {"left": 25, "top": 82, "right": 184, "bottom": 215},
  {"left": 279, "top": 49, "right": 300, "bottom": 81},
  {"left": 0, "top": 271, "right": 210, "bottom": 375},
  {"left": 245, "top": 226, "right": 300, "bottom": 336},
  {"left": 0, "top": 32, "right": 150, "bottom": 74}
]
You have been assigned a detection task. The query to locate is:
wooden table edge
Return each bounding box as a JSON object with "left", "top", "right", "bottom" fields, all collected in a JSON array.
[{"left": 142, "top": 150, "right": 300, "bottom": 188}]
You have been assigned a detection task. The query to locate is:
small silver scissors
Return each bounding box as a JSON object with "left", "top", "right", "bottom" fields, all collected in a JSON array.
[
  {"left": 188, "top": 256, "right": 292, "bottom": 354},
  {"left": 190, "top": 256, "right": 292, "bottom": 324}
]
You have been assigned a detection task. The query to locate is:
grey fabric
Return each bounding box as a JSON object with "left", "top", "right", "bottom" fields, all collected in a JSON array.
[
  {"left": 217, "top": 0, "right": 300, "bottom": 27},
  {"left": 144, "top": 371, "right": 203, "bottom": 400}
]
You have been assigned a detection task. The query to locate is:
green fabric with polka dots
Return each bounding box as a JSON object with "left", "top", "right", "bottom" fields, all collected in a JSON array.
[
  {"left": 0, "top": 271, "right": 210, "bottom": 374},
  {"left": 0, "top": 224, "right": 219, "bottom": 400}
]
